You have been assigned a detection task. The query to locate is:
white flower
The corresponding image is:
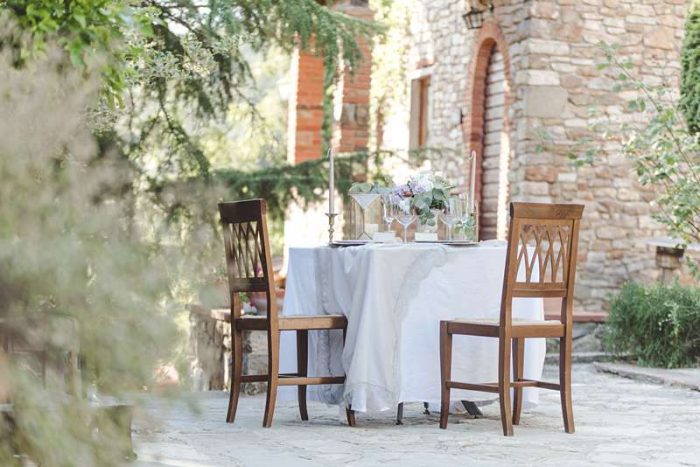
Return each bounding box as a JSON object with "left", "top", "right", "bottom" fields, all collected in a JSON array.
[{"left": 410, "top": 172, "right": 434, "bottom": 193}]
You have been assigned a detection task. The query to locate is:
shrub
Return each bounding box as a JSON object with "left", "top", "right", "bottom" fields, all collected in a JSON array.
[
  {"left": 681, "top": 0, "right": 700, "bottom": 134},
  {"left": 605, "top": 282, "right": 700, "bottom": 368}
]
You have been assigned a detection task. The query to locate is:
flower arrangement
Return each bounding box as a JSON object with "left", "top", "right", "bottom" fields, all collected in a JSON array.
[{"left": 392, "top": 172, "right": 453, "bottom": 226}]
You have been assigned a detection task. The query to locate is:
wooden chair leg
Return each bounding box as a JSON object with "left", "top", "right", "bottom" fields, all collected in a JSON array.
[
  {"left": 226, "top": 328, "right": 243, "bottom": 424},
  {"left": 512, "top": 338, "right": 525, "bottom": 425},
  {"left": 341, "top": 327, "right": 356, "bottom": 427},
  {"left": 296, "top": 330, "right": 309, "bottom": 421},
  {"left": 498, "top": 335, "right": 514, "bottom": 436},
  {"left": 439, "top": 321, "right": 452, "bottom": 429},
  {"left": 345, "top": 406, "right": 356, "bottom": 427},
  {"left": 461, "top": 400, "right": 483, "bottom": 418},
  {"left": 262, "top": 329, "right": 280, "bottom": 428},
  {"left": 560, "top": 335, "right": 575, "bottom": 433}
]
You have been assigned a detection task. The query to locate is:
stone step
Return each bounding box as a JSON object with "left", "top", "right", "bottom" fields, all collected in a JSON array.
[
  {"left": 544, "top": 297, "right": 607, "bottom": 322},
  {"left": 594, "top": 362, "right": 700, "bottom": 392},
  {"left": 545, "top": 352, "right": 618, "bottom": 365}
]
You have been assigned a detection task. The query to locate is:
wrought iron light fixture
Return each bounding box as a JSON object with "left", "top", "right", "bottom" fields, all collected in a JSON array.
[{"left": 462, "top": 1, "right": 494, "bottom": 30}]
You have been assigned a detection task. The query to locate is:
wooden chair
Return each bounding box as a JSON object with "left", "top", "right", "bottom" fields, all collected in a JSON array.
[
  {"left": 219, "top": 199, "right": 355, "bottom": 428},
  {"left": 439, "top": 202, "right": 584, "bottom": 436}
]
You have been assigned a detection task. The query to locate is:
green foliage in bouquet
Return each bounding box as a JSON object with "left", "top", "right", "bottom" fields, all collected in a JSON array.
[{"left": 395, "top": 173, "right": 453, "bottom": 226}]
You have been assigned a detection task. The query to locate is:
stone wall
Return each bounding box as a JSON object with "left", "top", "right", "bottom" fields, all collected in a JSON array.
[
  {"left": 188, "top": 306, "right": 268, "bottom": 394},
  {"left": 511, "top": 0, "right": 688, "bottom": 311},
  {"left": 376, "top": 0, "right": 690, "bottom": 312}
]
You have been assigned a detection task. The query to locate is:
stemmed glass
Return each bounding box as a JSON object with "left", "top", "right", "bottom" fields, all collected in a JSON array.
[
  {"left": 381, "top": 194, "right": 396, "bottom": 233},
  {"left": 458, "top": 194, "right": 476, "bottom": 241},
  {"left": 440, "top": 196, "right": 461, "bottom": 241},
  {"left": 394, "top": 198, "right": 416, "bottom": 243}
]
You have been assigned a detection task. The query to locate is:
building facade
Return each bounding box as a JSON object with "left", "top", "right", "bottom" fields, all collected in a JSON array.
[{"left": 286, "top": 0, "right": 691, "bottom": 313}]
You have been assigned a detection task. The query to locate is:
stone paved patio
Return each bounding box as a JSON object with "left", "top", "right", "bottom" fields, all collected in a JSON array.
[{"left": 134, "top": 364, "right": 700, "bottom": 466}]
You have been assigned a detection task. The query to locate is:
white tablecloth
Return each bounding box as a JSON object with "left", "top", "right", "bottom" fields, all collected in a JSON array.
[{"left": 280, "top": 242, "right": 546, "bottom": 413}]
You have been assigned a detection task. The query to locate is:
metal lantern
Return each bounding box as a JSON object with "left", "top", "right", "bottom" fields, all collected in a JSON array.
[{"left": 462, "top": 2, "right": 494, "bottom": 30}]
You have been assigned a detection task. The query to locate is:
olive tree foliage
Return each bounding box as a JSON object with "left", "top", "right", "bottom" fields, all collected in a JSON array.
[
  {"left": 0, "top": 25, "right": 179, "bottom": 465},
  {"left": 1, "top": 0, "right": 376, "bottom": 200},
  {"left": 1, "top": 0, "right": 377, "bottom": 300}
]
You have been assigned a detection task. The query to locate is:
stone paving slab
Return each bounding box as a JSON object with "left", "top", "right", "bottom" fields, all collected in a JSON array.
[
  {"left": 594, "top": 362, "right": 700, "bottom": 392},
  {"left": 133, "top": 364, "right": 700, "bottom": 466}
]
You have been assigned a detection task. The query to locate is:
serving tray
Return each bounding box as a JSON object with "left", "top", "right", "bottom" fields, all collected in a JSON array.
[
  {"left": 329, "top": 240, "right": 370, "bottom": 247},
  {"left": 414, "top": 240, "right": 478, "bottom": 246}
]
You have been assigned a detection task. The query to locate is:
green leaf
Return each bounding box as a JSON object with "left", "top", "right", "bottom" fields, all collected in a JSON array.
[{"left": 74, "top": 13, "right": 87, "bottom": 28}]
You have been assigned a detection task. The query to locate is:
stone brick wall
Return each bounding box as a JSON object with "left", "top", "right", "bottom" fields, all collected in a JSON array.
[
  {"left": 188, "top": 306, "right": 269, "bottom": 394},
  {"left": 375, "top": 0, "right": 690, "bottom": 312},
  {"left": 333, "top": 2, "right": 373, "bottom": 153},
  {"left": 509, "top": 0, "right": 688, "bottom": 311}
]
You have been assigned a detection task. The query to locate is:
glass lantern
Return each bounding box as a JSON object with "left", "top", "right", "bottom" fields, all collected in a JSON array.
[{"left": 349, "top": 193, "right": 381, "bottom": 240}]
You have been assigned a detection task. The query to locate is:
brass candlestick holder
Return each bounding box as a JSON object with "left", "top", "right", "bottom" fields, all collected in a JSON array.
[{"left": 325, "top": 212, "right": 338, "bottom": 244}]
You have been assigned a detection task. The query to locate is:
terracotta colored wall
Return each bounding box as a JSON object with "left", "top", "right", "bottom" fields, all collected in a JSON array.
[
  {"left": 332, "top": 2, "right": 373, "bottom": 153},
  {"left": 287, "top": 48, "right": 325, "bottom": 164}
]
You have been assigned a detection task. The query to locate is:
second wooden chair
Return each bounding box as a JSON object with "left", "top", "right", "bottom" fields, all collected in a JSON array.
[
  {"left": 439, "top": 202, "right": 584, "bottom": 436},
  {"left": 219, "top": 199, "right": 355, "bottom": 427}
]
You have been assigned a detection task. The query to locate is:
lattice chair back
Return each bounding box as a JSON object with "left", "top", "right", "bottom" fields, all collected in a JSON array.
[
  {"left": 219, "top": 199, "right": 278, "bottom": 322},
  {"left": 501, "top": 202, "right": 584, "bottom": 324}
]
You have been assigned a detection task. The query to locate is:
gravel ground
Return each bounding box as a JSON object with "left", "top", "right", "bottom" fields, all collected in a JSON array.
[{"left": 133, "top": 364, "right": 700, "bottom": 466}]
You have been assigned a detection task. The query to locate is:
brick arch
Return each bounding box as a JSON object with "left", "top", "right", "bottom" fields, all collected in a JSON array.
[{"left": 464, "top": 19, "right": 513, "bottom": 237}]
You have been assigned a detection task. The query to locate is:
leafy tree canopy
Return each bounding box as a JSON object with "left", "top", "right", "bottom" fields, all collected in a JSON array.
[{"left": 1, "top": 0, "right": 376, "bottom": 183}]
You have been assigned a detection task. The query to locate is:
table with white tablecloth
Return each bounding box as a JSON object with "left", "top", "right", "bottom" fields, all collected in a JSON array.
[{"left": 279, "top": 242, "right": 546, "bottom": 413}]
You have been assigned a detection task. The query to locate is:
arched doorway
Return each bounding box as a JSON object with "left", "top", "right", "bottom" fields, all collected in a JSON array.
[
  {"left": 465, "top": 22, "right": 512, "bottom": 241},
  {"left": 480, "top": 47, "right": 508, "bottom": 240}
]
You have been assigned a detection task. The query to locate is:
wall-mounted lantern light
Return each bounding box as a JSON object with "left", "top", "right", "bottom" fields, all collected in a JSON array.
[{"left": 462, "top": 1, "right": 494, "bottom": 30}]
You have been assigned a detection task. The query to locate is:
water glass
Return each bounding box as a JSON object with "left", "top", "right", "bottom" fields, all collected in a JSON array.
[
  {"left": 395, "top": 199, "right": 416, "bottom": 243},
  {"left": 458, "top": 194, "right": 477, "bottom": 241},
  {"left": 381, "top": 194, "right": 396, "bottom": 233},
  {"left": 441, "top": 196, "right": 461, "bottom": 241}
]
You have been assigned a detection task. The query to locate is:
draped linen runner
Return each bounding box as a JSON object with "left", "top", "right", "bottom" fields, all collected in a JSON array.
[{"left": 281, "top": 243, "right": 546, "bottom": 413}]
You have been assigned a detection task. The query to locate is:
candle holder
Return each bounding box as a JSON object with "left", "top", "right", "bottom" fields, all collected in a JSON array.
[
  {"left": 325, "top": 212, "right": 338, "bottom": 244},
  {"left": 349, "top": 193, "right": 380, "bottom": 240}
]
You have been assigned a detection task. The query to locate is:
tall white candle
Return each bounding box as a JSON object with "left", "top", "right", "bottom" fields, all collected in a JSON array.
[
  {"left": 469, "top": 150, "right": 477, "bottom": 212},
  {"left": 328, "top": 148, "right": 335, "bottom": 214}
]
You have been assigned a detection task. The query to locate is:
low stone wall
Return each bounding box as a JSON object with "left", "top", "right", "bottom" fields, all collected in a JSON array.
[
  {"left": 0, "top": 315, "right": 80, "bottom": 396},
  {"left": 188, "top": 305, "right": 268, "bottom": 394}
]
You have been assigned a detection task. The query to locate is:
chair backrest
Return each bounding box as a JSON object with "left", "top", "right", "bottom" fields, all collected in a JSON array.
[
  {"left": 218, "top": 199, "right": 278, "bottom": 323},
  {"left": 500, "top": 202, "right": 584, "bottom": 325}
]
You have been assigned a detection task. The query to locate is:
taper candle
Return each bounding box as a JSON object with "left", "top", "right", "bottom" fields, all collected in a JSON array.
[
  {"left": 328, "top": 147, "right": 335, "bottom": 214},
  {"left": 469, "top": 150, "right": 476, "bottom": 212}
]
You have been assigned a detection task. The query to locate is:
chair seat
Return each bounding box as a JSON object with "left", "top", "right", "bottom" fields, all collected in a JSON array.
[
  {"left": 446, "top": 318, "right": 564, "bottom": 338},
  {"left": 235, "top": 314, "right": 347, "bottom": 331}
]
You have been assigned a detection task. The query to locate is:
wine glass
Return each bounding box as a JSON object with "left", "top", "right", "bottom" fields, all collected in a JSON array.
[
  {"left": 381, "top": 194, "right": 396, "bottom": 233},
  {"left": 440, "top": 196, "right": 461, "bottom": 241},
  {"left": 458, "top": 194, "right": 476, "bottom": 241},
  {"left": 394, "top": 198, "right": 416, "bottom": 243}
]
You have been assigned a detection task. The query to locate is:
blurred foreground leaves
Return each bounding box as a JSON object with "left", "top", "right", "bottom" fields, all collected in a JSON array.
[{"left": 0, "top": 21, "right": 180, "bottom": 466}]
